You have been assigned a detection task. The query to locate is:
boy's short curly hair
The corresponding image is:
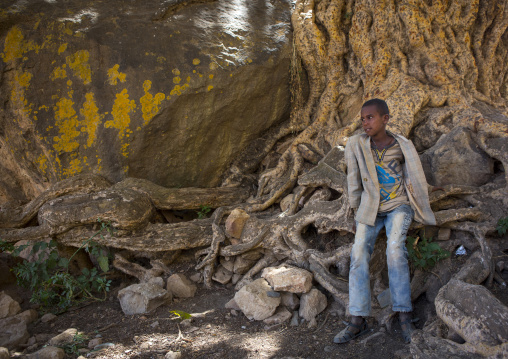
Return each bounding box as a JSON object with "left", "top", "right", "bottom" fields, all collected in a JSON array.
[{"left": 362, "top": 98, "right": 390, "bottom": 116}]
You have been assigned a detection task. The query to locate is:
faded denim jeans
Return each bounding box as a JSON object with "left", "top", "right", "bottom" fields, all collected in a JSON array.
[{"left": 349, "top": 204, "right": 414, "bottom": 316}]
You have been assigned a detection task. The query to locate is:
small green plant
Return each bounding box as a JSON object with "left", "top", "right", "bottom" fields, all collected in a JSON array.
[
  {"left": 1, "top": 218, "right": 113, "bottom": 313},
  {"left": 406, "top": 235, "right": 450, "bottom": 271},
  {"left": 196, "top": 205, "right": 211, "bottom": 219},
  {"left": 59, "top": 332, "right": 88, "bottom": 355},
  {"left": 497, "top": 216, "right": 508, "bottom": 236}
]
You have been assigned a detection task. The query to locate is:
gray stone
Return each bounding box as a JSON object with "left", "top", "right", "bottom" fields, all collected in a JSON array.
[
  {"left": 148, "top": 276, "right": 165, "bottom": 288},
  {"left": 263, "top": 306, "right": 292, "bottom": 325},
  {"left": 166, "top": 273, "right": 197, "bottom": 298},
  {"left": 0, "top": 347, "right": 8, "bottom": 359},
  {"left": 0, "top": 316, "right": 29, "bottom": 349},
  {"left": 0, "top": 292, "right": 21, "bottom": 319},
  {"left": 118, "top": 283, "right": 172, "bottom": 315},
  {"left": 234, "top": 278, "right": 281, "bottom": 321},
  {"left": 48, "top": 328, "right": 77, "bottom": 346},
  {"left": 26, "top": 346, "right": 65, "bottom": 359},
  {"left": 189, "top": 273, "right": 202, "bottom": 283},
  {"left": 212, "top": 265, "right": 233, "bottom": 285},
  {"left": 376, "top": 288, "right": 392, "bottom": 308},
  {"left": 165, "top": 351, "right": 182, "bottom": 359},
  {"left": 27, "top": 337, "right": 37, "bottom": 346},
  {"left": 88, "top": 337, "right": 102, "bottom": 349},
  {"left": 280, "top": 194, "right": 294, "bottom": 213},
  {"left": 233, "top": 256, "right": 257, "bottom": 275},
  {"left": 290, "top": 311, "right": 299, "bottom": 327},
  {"left": 239, "top": 249, "right": 264, "bottom": 262},
  {"left": 225, "top": 209, "right": 250, "bottom": 239},
  {"left": 437, "top": 228, "right": 451, "bottom": 241},
  {"left": 421, "top": 127, "right": 494, "bottom": 187},
  {"left": 280, "top": 292, "right": 300, "bottom": 311},
  {"left": 35, "top": 334, "right": 54, "bottom": 344},
  {"left": 220, "top": 257, "right": 235, "bottom": 272},
  {"left": 15, "top": 309, "right": 38, "bottom": 324},
  {"left": 40, "top": 313, "right": 57, "bottom": 323},
  {"left": 299, "top": 288, "right": 327, "bottom": 322},
  {"left": 231, "top": 273, "right": 242, "bottom": 284},
  {"left": 225, "top": 298, "right": 240, "bottom": 310},
  {"left": 261, "top": 265, "right": 313, "bottom": 293}
]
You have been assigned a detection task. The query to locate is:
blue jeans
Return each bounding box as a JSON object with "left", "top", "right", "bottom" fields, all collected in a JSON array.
[{"left": 349, "top": 204, "right": 414, "bottom": 316}]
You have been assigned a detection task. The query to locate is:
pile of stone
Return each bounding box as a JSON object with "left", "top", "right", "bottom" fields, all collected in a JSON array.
[
  {"left": 0, "top": 291, "right": 38, "bottom": 355},
  {"left": 226, "top": 265, "right": 327, "bottom": 328},
  {"left": 118, "top": 273, "right": 198, "bottom": 315}
]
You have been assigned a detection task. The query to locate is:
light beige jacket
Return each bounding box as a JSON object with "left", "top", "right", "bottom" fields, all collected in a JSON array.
[{"left": 345, "top": 131, "right": 436, "bottom": 226}]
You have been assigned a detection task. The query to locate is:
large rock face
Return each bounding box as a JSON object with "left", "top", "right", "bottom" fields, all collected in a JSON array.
[{"left": 0, "top": 0, "right": 292, "bottom": 203}]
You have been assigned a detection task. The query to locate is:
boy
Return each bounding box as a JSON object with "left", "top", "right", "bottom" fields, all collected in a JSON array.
[{"left": 334, "top": 99, "right": 436, "bottom": 344}]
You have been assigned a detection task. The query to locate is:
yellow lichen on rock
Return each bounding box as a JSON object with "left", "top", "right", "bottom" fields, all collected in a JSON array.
[
  {"left": 10, "top": 71, "right": 33, "bottom": 118},
  {"left": 170, "top": 84, "right": 189, "bottom": 96},
  {"left": 105, "top": 89, "right": 136, "bottom": 157},
  {"left": 107, "top": 64, "right": 127, "bottom": 85},
  {"left": 80, "top": 92, "right": 104, "bottom": 148},
  {"left": 58, "top": 43, "right": 67, "bottom": 54},
  {"left": 53, "top": 96, "right": 80, "bottom": 153},
  {"left": 62, "top": 158, "right": 83, "bottom": 177},
  {"left": 36, "top": 153, "right": 48, "bottom": 175},
  {"left": 140, "top": 80, "right": 165, "bottom": 125},
  {"left": 51, "top": 65, "right": 67, "bottom": 80},
  {"left": 2, "top": 26, "right": 24, "bottom": 63},
  {"left": 66, "top": 50, "right": 92, "bottom": 85}
]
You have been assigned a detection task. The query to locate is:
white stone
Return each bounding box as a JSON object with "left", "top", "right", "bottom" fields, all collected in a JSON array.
[
  {"left": 281, "top": 292, "right": 300, "bottom": 311},
  {"left": 224, "top": 298, "right": 240, "bottom": 310},
  {"left": 41, "top": 313, "right": 57, "bottom": 323},
  {"left": 0, "top": 347, "right": 8, "bottom": 359},
  {"left": 299, "top": 288, "right": 327, "bottom": 322},
  {"left": 118, "top": 283, "right": 172, "bottom": 315},
  {"left": 234, "top": 278, "right": 280, "bottom": 321},
  {"left": 212, "top": 265, "right": 233, "bottom": 284},
  {"left": 0, "top": 316, "right": 29, "bottom": 349},
  {"left": 165, "top": 351, "right": 182, "bottom": 359},
  {"left": 0, "top": 292, "right": 21, "bottom": 319},
  {"left": 225, "top": 208, "right": 250, "bottom": 238},
  {"left": 263, "top": 306, "right": 292, "bottom": 325},
  {"left": 166, "top": 273, "right": 197, "bottom": 298},
  {"left": 261, "top": 265, "right": 313, "bottom": 293},
  {"left": 48, "top": 328, "right": 77, "bottom": 346},
  {"left": 26, "top": 346, "right": 64, "bottom": 359},
  {"left": 148, "top": 276, "right": 165, "bottom": 288}
]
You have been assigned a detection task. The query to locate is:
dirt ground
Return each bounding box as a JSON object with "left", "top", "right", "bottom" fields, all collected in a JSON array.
[{"left": 3, "top": 254, "right": 508, "bottom": 359}]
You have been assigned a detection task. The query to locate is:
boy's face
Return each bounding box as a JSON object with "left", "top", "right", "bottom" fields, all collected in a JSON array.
[{"left": 360, "top": 105, "right": 389, "bottom": 138}]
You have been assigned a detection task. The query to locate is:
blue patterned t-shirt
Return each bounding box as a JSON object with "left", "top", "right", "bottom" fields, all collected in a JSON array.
[{"left": 371, "top": 140, "right": 410, "bottom": 212}]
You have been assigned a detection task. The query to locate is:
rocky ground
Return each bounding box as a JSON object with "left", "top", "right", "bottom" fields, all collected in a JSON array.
[{"left": 1, "top": 252, "right": 507, "bottom": 359}]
